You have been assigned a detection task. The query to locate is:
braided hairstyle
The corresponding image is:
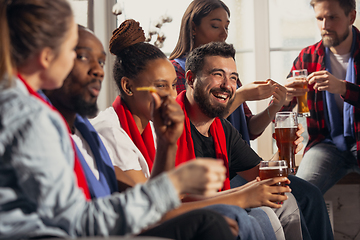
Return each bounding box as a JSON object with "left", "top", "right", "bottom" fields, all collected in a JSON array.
[{"left": 109, "top": 19, "right": 167, "bottom": 94}]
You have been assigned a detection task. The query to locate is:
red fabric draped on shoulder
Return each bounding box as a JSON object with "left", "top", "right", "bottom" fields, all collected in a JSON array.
[
  {"left": 175, "top": 91, "right": 230, "bottom": 191},
  {"left": 18, "top": 74, "right": 91, "bottom": 200},
  {"left": 112, "top": 96, "right": 155, "bottom": 171}
]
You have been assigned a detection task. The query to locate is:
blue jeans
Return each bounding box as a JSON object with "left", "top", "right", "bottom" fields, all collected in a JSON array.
[
  {"left": 287, "top": 175, "right": 333, "bottom": 240},
  {"left": 231, "top": 174, "right": 334, "bottom": 240},
  {"left": 231, "top": 176, "right": 302, "bottom": 240},
  {"left": 296, "top": 142, "right": 359, "bottom": 194},
  {"left": 203, "top": 204, "right": 275, "bottom": 240}
]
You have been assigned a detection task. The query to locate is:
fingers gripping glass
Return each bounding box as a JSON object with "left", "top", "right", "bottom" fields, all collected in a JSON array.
[
  {"left": 259, "top": 160, "right": 288, "bottom": 204},
  {"left": 292, "top": 69, "right": 310, "bottom": 117}
]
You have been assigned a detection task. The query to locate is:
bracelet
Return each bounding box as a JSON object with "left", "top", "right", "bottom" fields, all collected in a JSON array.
[{"left": 266, "top": 108, "right": 271, "bottom": 119}]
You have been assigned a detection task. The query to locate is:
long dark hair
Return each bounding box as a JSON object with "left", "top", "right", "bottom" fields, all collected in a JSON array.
[{"left": 169, "top": 0, "right": 230, "bottom": 60}]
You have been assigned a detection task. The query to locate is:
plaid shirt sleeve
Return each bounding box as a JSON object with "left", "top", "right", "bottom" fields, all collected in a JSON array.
[
  {"left": 343, "top": 75, "right": 360, "bottom": 108},
  {"left": 283, "top": 42, "right": 330, "bottom": 153},
  {"left": 283, "top": 28, "right": 360, "bottom": 164},
  {"left": 171, "top": 60, "right": 186, "bottom": 95}
]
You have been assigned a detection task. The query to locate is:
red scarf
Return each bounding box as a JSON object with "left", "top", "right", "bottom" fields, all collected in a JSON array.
[
  {"left": 175, "top": 91, "right": 230, "bottom": 191},
  {"left": 18, "top": 74, "right": 91, "bottom": 200},
  {"left": 112, "top": 96, "right": 155, "bottom": 171}
]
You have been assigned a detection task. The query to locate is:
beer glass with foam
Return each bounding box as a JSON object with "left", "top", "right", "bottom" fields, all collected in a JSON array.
[
  {"left": 259, "top": 160, "right": 288, "bottom": 202},
  {"left": 292, "top": 69, "right": 310, "bottom": 117},
  {"left": 275, "top": 112, "right": 298, "bottom": 174}
]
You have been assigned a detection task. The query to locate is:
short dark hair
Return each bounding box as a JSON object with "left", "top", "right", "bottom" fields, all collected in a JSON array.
[
  {"left": 310, "top": 0, "right": 355, "bottom": 15},
  {"left": 185, "top": 41, "right": 235, "bottom": 77}
]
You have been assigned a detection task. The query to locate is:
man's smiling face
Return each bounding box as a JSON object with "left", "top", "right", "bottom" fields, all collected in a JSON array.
[{"left": 193, "top": 55, "right": 238, "bottom": 118}]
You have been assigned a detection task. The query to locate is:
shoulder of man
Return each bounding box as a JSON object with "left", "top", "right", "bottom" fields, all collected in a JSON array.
[
  {"left": 219, "top": 118, "right": 243, "bottom": 139},
  {"left": 300, "top": 40, "right": 324, "bottom": 57}
]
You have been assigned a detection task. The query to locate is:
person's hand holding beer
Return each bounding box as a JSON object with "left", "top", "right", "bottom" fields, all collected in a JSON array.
[
  {"left": 307, "top": 70, "right": 347, "bottom": 96},
  {"left": 283, "top": 72, "right": 309, "bottom": 105},
  {"left": 258, "top": 160, "right": 291, "bottom": 206},
  {"left": 235, "top": 175, "right": 291, "bottom": 209},
  {"left": 294, "top": 123, "right": 305, "bottom": 154}
]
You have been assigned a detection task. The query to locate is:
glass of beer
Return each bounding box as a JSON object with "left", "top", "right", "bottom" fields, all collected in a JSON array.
[
  {"left": 275, "top": 112, "right": 298, "bottom": 174},
  {"left": 259, "top": 160, "right": 288, "bottom": 200},
  {"left": 292, "top": 69, "right": 310, "bottom": 117}
]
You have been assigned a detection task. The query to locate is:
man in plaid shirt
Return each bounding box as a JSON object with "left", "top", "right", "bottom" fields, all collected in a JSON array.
[{"left": 283, "top": 0, "right": 360, "bottom": 194}]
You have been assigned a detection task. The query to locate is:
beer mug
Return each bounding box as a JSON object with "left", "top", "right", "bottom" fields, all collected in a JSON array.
[
  {"left": 259, "top": 160, "right": 288, "bottom": 201},
  {"left": 292, "top": 69, "right": 310, "bottom": 117},
  {"left": 275, "top": 112, "right": 298, "bottom": 174}
]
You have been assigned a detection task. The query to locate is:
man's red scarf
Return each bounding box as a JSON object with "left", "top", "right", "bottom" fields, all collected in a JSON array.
[
  {"left": 18, "top": 74, "right": 91, "bottom": 200},
  {"left": 112, "top": 96, "right": 155, "bottom": 171},
  {"left": 175, "top": 91, "right": 230, "bottom": 191}
]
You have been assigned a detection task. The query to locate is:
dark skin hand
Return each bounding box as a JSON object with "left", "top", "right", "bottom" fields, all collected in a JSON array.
[{"left": 151, "top": 91, "right": 184, "bottom": 145}]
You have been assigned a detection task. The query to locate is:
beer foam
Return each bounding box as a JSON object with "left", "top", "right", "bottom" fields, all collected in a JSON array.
[{"left": 259, "top": 166, "right": 287, "bottom": 170}]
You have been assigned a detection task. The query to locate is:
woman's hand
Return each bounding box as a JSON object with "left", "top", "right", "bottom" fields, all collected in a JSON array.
[
  {"left": 151, "top": 92, "right": 184, "bottom": 145},
  {"left": 270, "top": 82, "right": 287, "bottom": 108},
  {"left": 237, "top": 79, "right": 276, "bottom": 102}
]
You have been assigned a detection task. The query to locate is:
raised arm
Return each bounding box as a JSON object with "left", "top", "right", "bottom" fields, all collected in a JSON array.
[
  {"left": 161, "top": 176, "right": 291, "bottom": 221},
  {"left": 150, "top": 92, "right": 184, "bottom": 179},
  {"left": 226, "top": 79, "right": 276, "bottom": 118},
  {"left": 7, "top": 107, "right": 226, "bottom": 237},
  {"left": 247, "top": 82, "right": 287, "bottom": 136}
]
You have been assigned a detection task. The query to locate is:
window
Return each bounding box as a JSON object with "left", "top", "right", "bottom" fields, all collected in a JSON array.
[{"left": 84, "top": 0, "right": 360, "bottom": 157}]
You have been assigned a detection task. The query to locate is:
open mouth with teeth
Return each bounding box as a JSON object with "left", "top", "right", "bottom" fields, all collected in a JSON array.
[{"left": 211, "top": 91, "right": 231, "bottom": 103}]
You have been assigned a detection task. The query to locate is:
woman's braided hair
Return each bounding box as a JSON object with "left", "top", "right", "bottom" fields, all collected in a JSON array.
[{"left": 109, "top": 19, "right": 167, "bottom": 94}]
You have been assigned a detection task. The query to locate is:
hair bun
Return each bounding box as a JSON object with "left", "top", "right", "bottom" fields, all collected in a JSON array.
[{"left": 109, "top": 19, "right": 145, "bottom": 55}]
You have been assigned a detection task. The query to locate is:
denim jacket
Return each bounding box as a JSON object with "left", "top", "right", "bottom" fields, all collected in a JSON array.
[{"left": 0, "top": 78, "right": 180, "bottom": 239}]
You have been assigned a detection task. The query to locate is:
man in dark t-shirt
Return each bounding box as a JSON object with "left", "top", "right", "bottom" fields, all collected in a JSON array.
[
  {"left": 176, "top": 41, "right": 334, "bottom": 240},
  {"left": 190, "top": 119, "right": 260, "bottom": 179}
]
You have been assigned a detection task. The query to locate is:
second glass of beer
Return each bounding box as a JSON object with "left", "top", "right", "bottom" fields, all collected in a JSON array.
[
  {"left": 275, "top": 112, "right": 298, "bottom": 174},
  {"left": 259, "top": 160, "right": 288, "bottom": 203},
  {"left": 292, "top": 69, "right": 310, "bottom": 117}
]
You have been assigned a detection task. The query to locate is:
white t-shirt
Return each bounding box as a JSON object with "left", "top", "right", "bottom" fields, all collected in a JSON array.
[
  {"left": 329, "top": 51, "right": 350, "bottom": 114},
  {"left": 90, "top": 107, "right": 151, "bottom": 178},
  {"left": 71, "top": 128, "right": 99, "bottom": 180}
]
